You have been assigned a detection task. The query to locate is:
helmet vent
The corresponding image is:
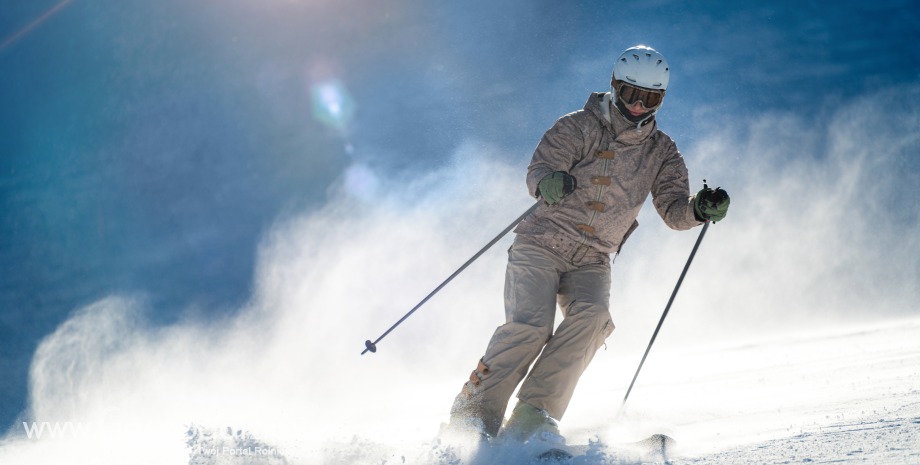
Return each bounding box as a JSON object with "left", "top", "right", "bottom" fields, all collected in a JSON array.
[
  {"left": 626, "top": 76, "right": 636, "bottom": 82},
  {"left": 656, "top": 60, "right": 662, "bottom": 64},
  {"left": 632, "top": 54, "right": 639, "bottom": 60},
  {"left": 621, "top": 58, "right": 627, "bottom": 62},
  {"left": 653, "top": 83, "right": 662, "bottom": 87},
  {"left": 646, "top": 53, "right": 651, "bottom": 56}
]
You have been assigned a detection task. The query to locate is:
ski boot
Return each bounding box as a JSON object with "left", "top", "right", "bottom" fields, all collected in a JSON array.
[{"left": 498, "top": 400, "right": 565, "bottom": 445}]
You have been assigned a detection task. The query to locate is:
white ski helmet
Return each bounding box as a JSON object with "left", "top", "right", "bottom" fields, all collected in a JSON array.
[{"left": 612, "top": 45, "right": 670, "bottom": 91}]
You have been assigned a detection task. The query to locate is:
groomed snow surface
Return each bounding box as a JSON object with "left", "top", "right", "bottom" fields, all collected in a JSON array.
[
  {"left": 5, "top": 316, "right": 916, "bottom": 465},
  {"left": 169, "top": 318, "right": 917, "bottom": 464},
  {"left": 636, "top": 321, "right": 920, "bottom": 464},
  {"left": 319, "top": 319, "right": 920, "bottom": 465}
]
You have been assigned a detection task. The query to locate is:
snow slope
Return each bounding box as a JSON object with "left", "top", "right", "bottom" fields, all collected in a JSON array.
[
  {"left": 7, "top": 315, "right": 915, "bottom": 464},
  {"left": 613, "top": 320, "right": 920, "bottom": 464},
  {"left": 320, "top": 319, "right": 920, "bottom": 465}
]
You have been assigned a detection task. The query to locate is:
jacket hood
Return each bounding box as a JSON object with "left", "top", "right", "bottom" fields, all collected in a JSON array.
[{"left": 584, "top": 92, "right": 657, "bottom": 145}]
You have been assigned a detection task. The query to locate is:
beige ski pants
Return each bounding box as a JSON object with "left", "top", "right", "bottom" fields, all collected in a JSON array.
[{"left": 450, "top": 235, "right": 614, "bottom": 436}]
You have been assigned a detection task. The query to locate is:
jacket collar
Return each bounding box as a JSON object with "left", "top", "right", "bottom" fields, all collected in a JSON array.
[{"left": 585, "top": 92, "right": 656, "bottom": 145}]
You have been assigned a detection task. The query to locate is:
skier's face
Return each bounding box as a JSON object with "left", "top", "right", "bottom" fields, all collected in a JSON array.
[
  {"left": 624, "top": 101, "right": 647, "bottom": 116},
  {"left": 614, "top": 80, "right": 664, "bottom": 117}
]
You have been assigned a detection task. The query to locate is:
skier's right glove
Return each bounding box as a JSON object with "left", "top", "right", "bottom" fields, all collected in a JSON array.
[
  {"left": 694, "top": 185, "right": 730, "bottom": 222},
  {"left": 537, "top": 172, "right": 577, "bottom": 205}
]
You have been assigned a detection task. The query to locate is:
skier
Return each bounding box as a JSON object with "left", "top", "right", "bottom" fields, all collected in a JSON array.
[{"left": 444, "top": 45, "right": 730, "bottom": 443}]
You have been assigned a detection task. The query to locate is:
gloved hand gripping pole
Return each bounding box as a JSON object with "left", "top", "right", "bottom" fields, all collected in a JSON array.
[{"left": 362, "top": 200, "right": 543, "bottom": 355}]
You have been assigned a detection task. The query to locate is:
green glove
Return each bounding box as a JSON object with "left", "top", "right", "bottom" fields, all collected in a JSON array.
[
  {"left": 537, "top": 172, "right": 577, "bottom": 205},
  {"left": 694, "top": 185, "right": 730, "bottom": 222}
]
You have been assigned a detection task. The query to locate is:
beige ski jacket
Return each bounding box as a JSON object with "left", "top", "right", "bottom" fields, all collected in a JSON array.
[{"left": 513, "top": 92, "right": 702, "bottom": 262}]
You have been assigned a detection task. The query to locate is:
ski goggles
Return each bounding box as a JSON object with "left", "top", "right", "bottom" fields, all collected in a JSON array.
[{"left": 616, "top": 82, "right": 665, "bottom": 108}]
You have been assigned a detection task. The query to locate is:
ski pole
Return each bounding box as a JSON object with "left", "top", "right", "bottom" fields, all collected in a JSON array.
[
  {"left": 361, "top": 200, "right": 543, "bottom": 355},
  {"left": 618, "top": 219, "right": 710, "bottom": 414}
]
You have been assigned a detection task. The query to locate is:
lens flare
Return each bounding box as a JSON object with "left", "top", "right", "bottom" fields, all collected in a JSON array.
[{"left": 310, "top": 79, "right": 355, "bottom": 130}]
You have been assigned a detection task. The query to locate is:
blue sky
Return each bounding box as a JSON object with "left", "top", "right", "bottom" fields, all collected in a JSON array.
[{"left": 1, "top": 0, "right": 919, "bottom": 432}]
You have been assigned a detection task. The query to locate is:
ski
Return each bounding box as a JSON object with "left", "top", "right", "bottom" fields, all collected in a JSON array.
[{"left": 532, "top": 433, "right": 676, "bottom": 463}]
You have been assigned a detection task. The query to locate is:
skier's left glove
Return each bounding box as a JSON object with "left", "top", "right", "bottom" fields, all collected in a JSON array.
[
  {"left": 536, "top": 171, "right": 577, "bottom": 205},
  {"left": 694, "top": 185, "right": 730, "bottom": 222}
]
